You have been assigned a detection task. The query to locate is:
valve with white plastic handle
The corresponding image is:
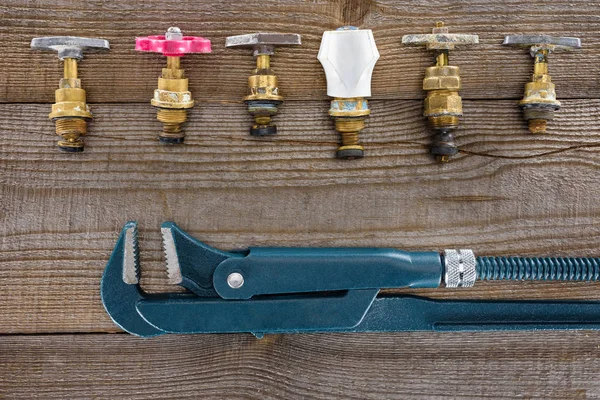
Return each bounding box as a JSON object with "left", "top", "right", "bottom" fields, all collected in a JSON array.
[{"left": 318, "top": 27, "right": 380, "bottom": 159}]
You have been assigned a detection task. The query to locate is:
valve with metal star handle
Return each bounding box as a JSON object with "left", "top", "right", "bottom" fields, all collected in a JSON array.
[
  {"left": 402, "top": 22, "right": 478, "bottom": 162},
  {"left": 503, "top": 35, "right": 581, "bottom": 134},
  {"left": 31, "top": 36, "right": 110, "bottom": 152},
  {"left": 102, "top": 221, "right": 600, "bottom": 337},
  {"left": 226, "top": 33, "right": 301, "bottom": 136}
]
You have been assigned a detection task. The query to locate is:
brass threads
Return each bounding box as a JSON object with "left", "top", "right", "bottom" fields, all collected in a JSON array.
[
  {"left": 55, "top": 118, "right": 88, "bottom": 150},
  {"left": 340, "top": 131, "right": 361, "bottom": 146},
  {"left": 335, "top": 119, "right": 366, "bottom": 134},
  {"left": 329, "top": 98, "right": 370, "bottom": 159},
  {"left": 528, "top": 119, "right": 547, "bottom": 134},
  {"left": 156, "top": 109, "right": 188, "bottom": 142},
  {"left": 428, "top": 115, "right": 460, "bottom": 131}
]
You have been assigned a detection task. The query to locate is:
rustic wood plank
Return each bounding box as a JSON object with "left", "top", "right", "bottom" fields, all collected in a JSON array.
[
  {"left": 1, "top": 101, "right": 600, "bottom": 333},
  {"left": 2, "top": 0, "right": 599, "bottom": 102},
  {"left": 1, "top": 332, "right": 599, "bottom": 399}
]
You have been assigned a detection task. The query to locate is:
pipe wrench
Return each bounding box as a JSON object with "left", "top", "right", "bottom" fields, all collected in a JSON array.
[{"left": 101, "top": 222, "right": 600, "bottom": 337}]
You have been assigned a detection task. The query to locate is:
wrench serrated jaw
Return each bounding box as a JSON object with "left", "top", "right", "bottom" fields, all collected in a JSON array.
[
  {"left": 161, "top": 226, "right": 182, "bottom": 285},
  {"left": 100, "top": 221, "right": 165, "bottom": 337},
  {"left": 123, "top": 223, "right": 140, "bottom": 284}
]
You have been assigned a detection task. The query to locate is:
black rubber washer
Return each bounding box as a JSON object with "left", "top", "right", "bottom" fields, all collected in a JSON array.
[
  {"left": 159, "top": 136, "right": 185, "bottom": 144},
  {"left": 58, "top": 145, "right": 84, "bottom": 153},
  {"left": 336, "top": 148, "right": 365, "bottom": 160},
  {"left": 251, "top": 126, "right": 277, "bottom": 136}
]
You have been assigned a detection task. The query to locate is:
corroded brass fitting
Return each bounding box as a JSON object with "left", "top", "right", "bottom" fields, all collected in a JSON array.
[
  {"left": 318, "top": 27, "right": 379, "bottom": 159},
  {"left": 226, "top": 33, "right": 301, "bottom": 136},
  {"left": 31, "top": 36, "right": 110, "bottom": 152},
  {"left": 503, "top": 35, "right": 581, "bottom": 134},
  {"left": 329, "top": 98, "right": 370, "bottom": 159},
  {"left": 403, "top": 22, "right": 478, "bottom": 162},
  {"left": 136, "top": 27, "right": 211, "bottom": 144}
]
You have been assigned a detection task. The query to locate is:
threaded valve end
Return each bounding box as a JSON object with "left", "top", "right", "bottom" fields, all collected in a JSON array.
[
  {"left": 157, "top": 108, "right": 188, "bottom": 143},
  {"left": 55, "top": 117, "right": 87, "bottom": 151}
]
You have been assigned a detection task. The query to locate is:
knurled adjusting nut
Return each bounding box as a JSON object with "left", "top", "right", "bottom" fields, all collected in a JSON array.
[{"left": 444, "top": 249, "right": 476, "bottom": 288}]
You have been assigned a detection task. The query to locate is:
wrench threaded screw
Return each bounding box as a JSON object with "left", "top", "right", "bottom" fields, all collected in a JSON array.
[{"left": 477, "top": 256, "right": 600, "bottom": 281}]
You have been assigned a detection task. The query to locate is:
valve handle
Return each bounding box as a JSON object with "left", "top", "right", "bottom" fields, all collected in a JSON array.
[
  {"left": 402, "top": 22, "right": 478, "bottom": 51},
  {"left": 135, "top": 27, "right": 211, "bottom": 57},
  {"left": 503, "top": 35, "right": 581, "bottom": 56},
  {"left": 31, "top": 36, "right": 110, "bottom": 60},
  {"left": 318, "top": 26, "right": 380, "bottom": 98},
  {"left": 226, "top": 32, "right": 301, "bottom": 55}
]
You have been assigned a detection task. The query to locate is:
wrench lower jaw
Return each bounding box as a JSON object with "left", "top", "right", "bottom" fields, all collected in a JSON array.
[{"left": 135, "top": 289, "right": 379, "bottom": 335}]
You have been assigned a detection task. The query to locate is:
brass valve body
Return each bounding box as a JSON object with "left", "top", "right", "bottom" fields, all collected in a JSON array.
[
  {"left": 402, "top": 22, "right": 478, "bottom": 162},
  {"left": 423, "top": 61, "right": 463, "bottom": 162},
  {"left": 151, "top": 56, "right": 194, "bottom": 144},
  {"left": 329, "top": 98, "right": 370, "bottom": 159},
  {"left": 244, "top": 54, "right": 283, "bottom": 136},
  {"left": 49, "top": 59, "right": 92, "bottom": 152},
  {"left": 518, "top": 50, "right": 560, "bottom": 134}
]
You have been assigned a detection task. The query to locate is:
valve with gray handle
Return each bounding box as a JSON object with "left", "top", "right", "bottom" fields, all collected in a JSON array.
[
  {"left": 31, "top": 36, "right": 110, "bottom": 151},
  {"left": 102, "top": 221, "right": 600, "bottom": 337},
  {"left": 226, "top": 33, "right": 301, "bottom": 136},
  {"left": 503, "top": 35, "right": 581, "bottom": 134}
]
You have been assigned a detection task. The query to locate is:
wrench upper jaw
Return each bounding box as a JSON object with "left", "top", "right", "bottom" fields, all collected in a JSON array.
[
  {"left": 160, "top": 221, "right": 232, "bottom": 297},
  {"left": 100, "top": 221, "right": 165, "bottom": 337}
]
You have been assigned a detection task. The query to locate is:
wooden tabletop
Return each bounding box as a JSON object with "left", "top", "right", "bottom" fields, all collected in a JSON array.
[{"left": 1, "top": 0, "right": 600, "bottom": 398}]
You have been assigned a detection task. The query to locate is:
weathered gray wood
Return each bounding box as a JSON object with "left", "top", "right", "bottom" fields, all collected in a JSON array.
[
  {"left": 1, "top": 332, "right": 599, "bottom": 399},
  {"left": 1, "top": 101, "right": 599, "bottom": 334},
  {"left": 2, "top": 0, "right": 599, "bottom": 102},
  {"left": 2, "top": 0, "right": 600, "bottom": 396}
]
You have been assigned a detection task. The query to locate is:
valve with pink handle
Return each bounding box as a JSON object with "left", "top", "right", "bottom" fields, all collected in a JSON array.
[{"left": 135, "top": 27, "right": 212, "bottom": 144}]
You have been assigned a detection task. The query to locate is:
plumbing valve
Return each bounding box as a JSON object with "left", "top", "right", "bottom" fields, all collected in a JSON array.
[
  {"left": 136, "top": 27, "right": 211, "bottom": 144},
  {"left": 503, "top": 35, "right": 581, "bottom": 134},
  {"left": 402, "top": 22, "right": 478, "bottom": 162},
  {"left": 318, "top": 27, "right": 379, "bottom": 159},
  {"left": 226, "top": 33, "right": 301, "bottom": 136},
  {"left": 31, "top": 36, "right": 110, "bottom": 152}
]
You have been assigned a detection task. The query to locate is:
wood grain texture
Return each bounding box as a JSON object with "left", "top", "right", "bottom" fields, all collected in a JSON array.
[
  {"left": 1, "top": 101, "right": 600, "bottom": 334},
  {"left": 2, "top": 0, "right": 599, "bottom": 102},
  {"left": 1, "top": 332, "right": 600, "bottom": 399},
  {"left": 2, "top": 0, "right": 600, "bottom": 397}
]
